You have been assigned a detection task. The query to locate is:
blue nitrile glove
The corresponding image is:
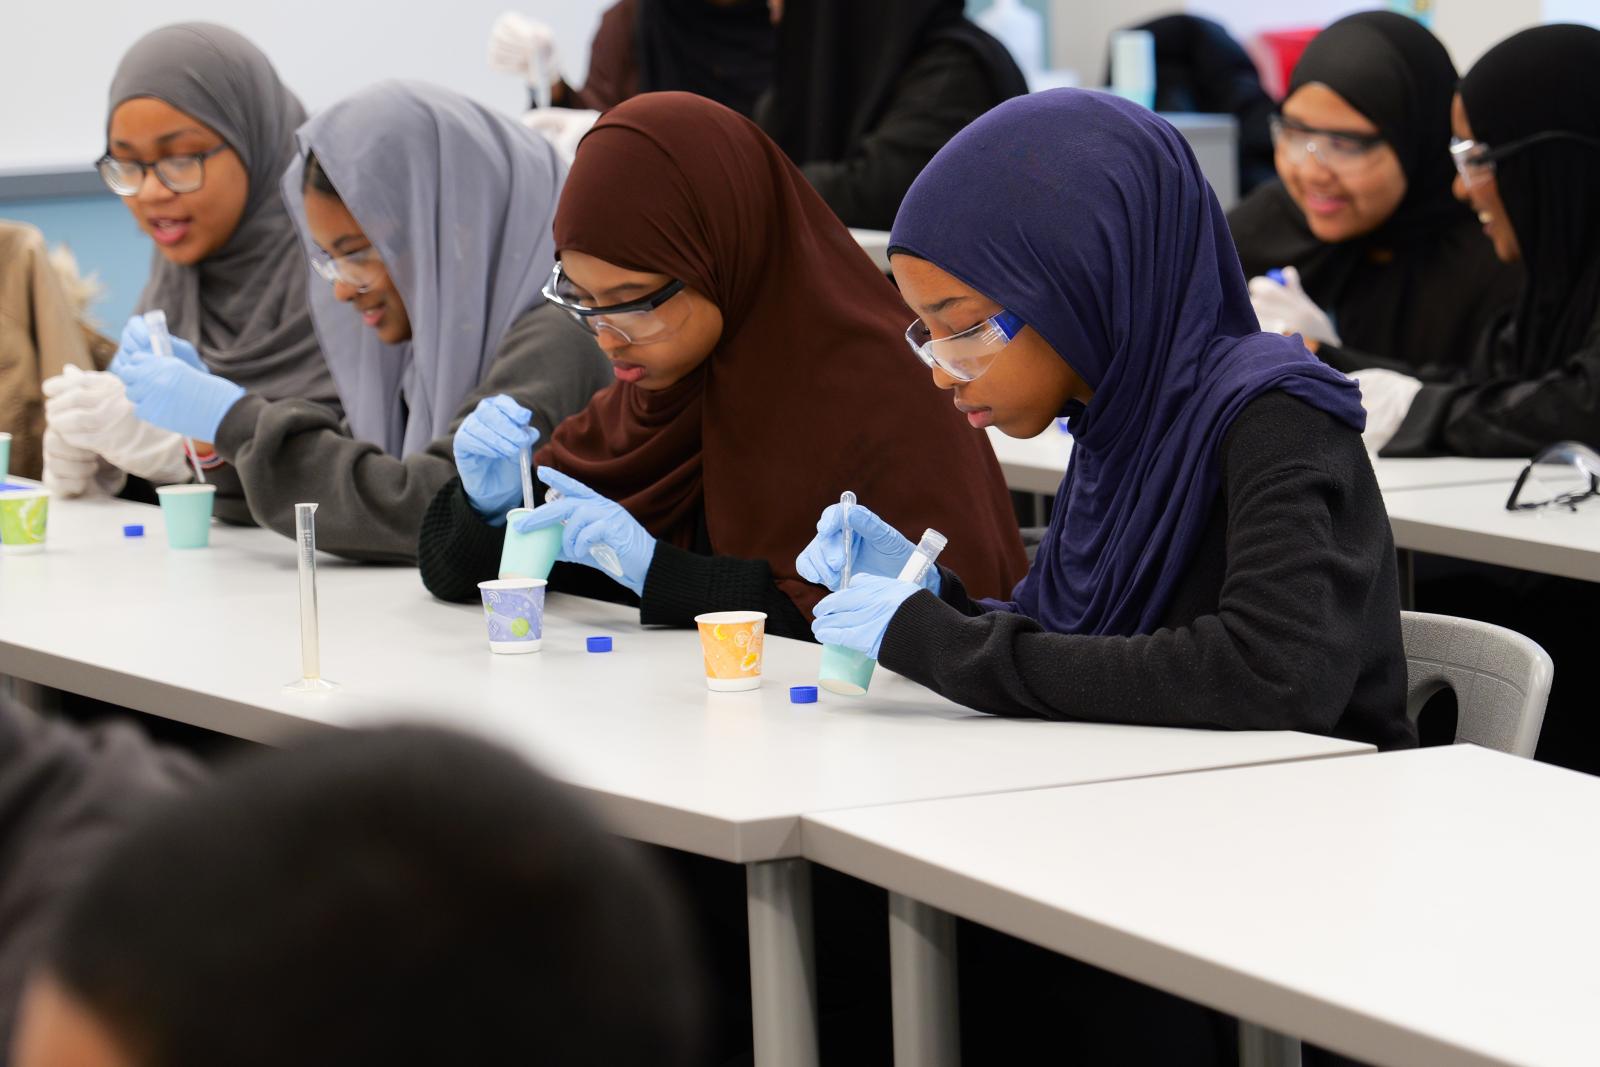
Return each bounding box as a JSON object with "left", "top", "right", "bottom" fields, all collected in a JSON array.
[
  {"left": 810, "top": 574, "right": 922, "bottom": 659},
  {"left": 795, "top": 502, "right": 941, "bottom": 595},
  {"left": 514, "top": 466, "right": 656, "bottom": 595},
  {"left": 109, "top": 349, "right": 244, "bottom": 442},
  {"left": 453, "top": 395, "right": 539, "bottom": 521},
  {"left": 120, "top": 314, "right": 207, "bottom": 373}
]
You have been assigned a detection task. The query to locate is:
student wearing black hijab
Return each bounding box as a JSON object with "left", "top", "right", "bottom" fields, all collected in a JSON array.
[
  {"left": 754, "top": 0, "right": 1029, "bottom": 230},
  {"left": 1229, "top": 12, "right": 1519, "bottom": 383},
  {"left": 1370, "top": 24, "right": 1600, "bottom": 457}
]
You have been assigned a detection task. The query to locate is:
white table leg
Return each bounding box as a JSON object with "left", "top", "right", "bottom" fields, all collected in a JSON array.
[
  {"left": 1239, "top": 1021, "right": 1301, "bottom": 1067},
  {"left": 746, "top": 859, "right": 819, "bottom": 1067},
  {"left": 889, "top": 892, "right": 961, "bottom": 1067}
]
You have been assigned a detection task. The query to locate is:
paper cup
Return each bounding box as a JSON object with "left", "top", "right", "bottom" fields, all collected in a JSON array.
[
  {"left": 694, "top": 611, "right": 767, "bottom": 691},
  {"left": 0, "top": 432, "right": 10, "bottom": 478},
  {"left": 480, "top": 578, "right": 546, "bottom": 654},
  {"left": 0, "top": 487, "right": 48, "bottom": 553},
  {"left": 819, "top": 643, "right": 876, "bottom": 696},
  {"left": 499, "top": 509, "right": 563, "bottom": 580},
  {"left": 157, "top": 484, "right": 216, "bottom": 549}
]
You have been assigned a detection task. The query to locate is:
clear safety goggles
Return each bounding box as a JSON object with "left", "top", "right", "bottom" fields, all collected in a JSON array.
[
  {"left": 96, "top": 144, "right": 231, "bottom": 196},
  {"left": 1451, "top": 130, "right": 1600, "bottom": 188},
  {"left": 904, "top": 310, "right": 1024, "bottom": 382},
  {"left": 541, "top": 261, "right": 688, "bottom": 345},
  {"left": 1269, "top": 114, "right": 1386, "bottom": 175},
  {"left": 309, "top": 245, "right": 385, "bottom": 294},
  {"left": 1506, "top": 441, "right": 1600, "bottom": 512}
]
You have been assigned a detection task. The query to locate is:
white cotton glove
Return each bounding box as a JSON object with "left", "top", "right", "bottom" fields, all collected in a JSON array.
[
  {"left": 42, "top": 366, "right": 194, "bottom": 485},
  {"left": 489, "top": 12, "right": 561, "bottom": 90},
  {"left": 1247, "top": 266, "right": 1342, "bottom": 347},
  {"left": 1351, "top": 367, "right": 1424, "bottom": 456},
  {"left": 42, "top": 427, "right": 126, "bottom": 498},
  {"left": 519, "top": 107, "right": 601, "bottom": 165}
]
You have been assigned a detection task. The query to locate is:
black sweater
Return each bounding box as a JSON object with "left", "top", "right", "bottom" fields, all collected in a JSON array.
[
  {"left": 879, "top": 392, "right": 1416, "bottom": 751},
  {"left": 417, "top": 477, "right": 812, "bottom": 640}
]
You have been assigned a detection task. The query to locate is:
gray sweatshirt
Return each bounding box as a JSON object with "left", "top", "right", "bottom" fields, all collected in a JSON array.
[
  {"left": 212, "top": 302, "right": 612, "bottom": 563},
  {"left": 0, "top": 697, "right": 205, "bottom": 1047}
]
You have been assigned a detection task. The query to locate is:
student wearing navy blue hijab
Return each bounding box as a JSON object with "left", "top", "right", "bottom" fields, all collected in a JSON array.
[{"left": 799, "top": 89, "right": 1415, "bottom": 753}]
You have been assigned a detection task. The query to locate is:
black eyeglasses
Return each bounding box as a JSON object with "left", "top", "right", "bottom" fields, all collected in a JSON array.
[
  {"left": 1506, "top": 441, "right": 1600, "bottom": 511},
  {"left": 96, "top": 144, "right": 231, "bottom": 196}
]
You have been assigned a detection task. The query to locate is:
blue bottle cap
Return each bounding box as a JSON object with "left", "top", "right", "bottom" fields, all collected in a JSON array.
[
  {"left": 586, "top": 636, "right": 613, "bottom": 653},
  {"left": 122, "top": 524, "right": 144, "bottom": 538},
  {"left": 789, "top": 686, "right": 818, "bottom": 704}
]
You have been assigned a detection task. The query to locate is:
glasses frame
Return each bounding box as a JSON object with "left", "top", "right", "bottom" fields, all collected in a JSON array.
[
  {"left": 1506, "top": 440, "right": 1600, "bottom": 512},
  {"left": 309, "top": 246, "right": 386, "bottom": 295},
  {"left": 540, "top": 262, "right": 687, "bottom": 344},
  {"left": 1451, "top": 130, "right": 1600, "bottom": 188},
  {"left": 1269, "top": 114, "right": 1386, "bottom": 173},
  {"left": 96, "top": 143, "right": 231, "bottom": 196},
  {"left": 904, "top": 310, "right": 1025, "bottom": 382}
]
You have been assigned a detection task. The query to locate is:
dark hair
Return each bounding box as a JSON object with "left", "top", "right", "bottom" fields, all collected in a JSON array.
[
  {"left": 301, "top": 148, "right": 341, "bottom": 199},
  {"left": 44, "top": 725, "right": 707, "bottom": 1067}
]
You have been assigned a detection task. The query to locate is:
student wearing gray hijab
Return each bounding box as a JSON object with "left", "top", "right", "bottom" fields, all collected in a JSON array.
[
  {"left": 110, "top": 82, "right": 612, "bottom": 563},
  {"left": 44, "top": 23, "right": 336, "bottom": 519}
]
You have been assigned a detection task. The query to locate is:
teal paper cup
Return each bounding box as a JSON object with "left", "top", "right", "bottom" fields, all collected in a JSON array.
[
  {"left": 499, "top": 508, "right": 563, "bottom": 580},
  {"left": 819, "top": 643, "right": 876, "bottom": 696},
  {"left": 0, "top": 487, "right": 48, "bottom": 554},
  {"left": 157, "top": 484, "right": 216, "bottom": 549},
  {"left": 0, "top": 433, "right": 11, "bottom": 479}
]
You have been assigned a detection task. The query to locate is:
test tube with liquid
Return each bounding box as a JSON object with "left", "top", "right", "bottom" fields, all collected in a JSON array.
[
  {"left": 540, "top": 486, "right": 626, "bottom": 578},
  {"left": 284, "top": 502, "right": 338, "bottom": 693},
  {"left": 839, "top": 490, "right": 857, "bottom": 590},
  {"left": 142, "top": 310, "right": 207, "bottom": 485},
  {"left": 894, "top": 528, "right": 948, "bottom": 587}
]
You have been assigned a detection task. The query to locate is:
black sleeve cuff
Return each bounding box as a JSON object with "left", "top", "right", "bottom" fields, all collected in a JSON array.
[
  {"left": 417, "top": 477, "right": 507, "bottom": 603},
  {"left": 877, "top": 589, "right": 964, "bottom": 683},
  {"left": 641, "top": 541, "right": 774, "bottom": 629},
  {"left": 1380, "top": 383, "right": 1459, "bottom": 458},
  {"left": 212, "top": 394, "right": 266, "bottom": 461}
]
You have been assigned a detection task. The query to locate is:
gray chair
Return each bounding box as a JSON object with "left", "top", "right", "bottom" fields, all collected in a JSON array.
[{"left": 1241, "top": 611, "right": 1554, "bottom": 1067}]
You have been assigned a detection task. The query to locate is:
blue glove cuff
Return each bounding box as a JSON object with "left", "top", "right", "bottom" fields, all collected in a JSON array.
[{"left": 194, "top": 378, "right": 247, "bottom": 442}]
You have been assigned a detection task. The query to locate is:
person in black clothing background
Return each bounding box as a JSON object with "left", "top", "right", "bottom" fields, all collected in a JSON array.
[
  {"left": 1230, "top": 12, "right": 1519, "bottom": 383},
  {"left": 1368, "top": 24, "right": 1600, "bottom": 458},
  {"left": 754, "top": 0, "right": 1029, "bottom": 230},
  {"left": 417, "top": 93, "right": 1026, "bottom": 637}
]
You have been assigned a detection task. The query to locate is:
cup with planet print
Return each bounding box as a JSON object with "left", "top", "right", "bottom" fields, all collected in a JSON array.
[
  {"left": 479, "top": 578, "right": 547, "bottom": 654},
  {"left": 694, "top": 611, "right": 767, "bottom": 691}
]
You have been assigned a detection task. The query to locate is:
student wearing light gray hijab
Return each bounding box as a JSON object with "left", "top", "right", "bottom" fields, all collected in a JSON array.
[
  {"left": 44, "top": 23, "right": 336, "bottom": 520},
  {"left": 108, "top": 80, "right": 611, "bottom": 563}
]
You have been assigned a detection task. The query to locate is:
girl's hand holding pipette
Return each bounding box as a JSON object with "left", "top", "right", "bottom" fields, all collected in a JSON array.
[
  {"left": 513, "top": 467, "right": 655, "bottom": 596},
  {"left": 810, "top": 575, "right": 922, "bottom": 658},
  {"left": 795, "top": 502, "right": 940, "bottom": 593},
  {"left": 453, "top": 395, "right": 539, "bottom": 519},
  {"left": 118, "top": 314, "right": 207, "bottom": 372},
  {"left": 109, "top": 349, "right": 244, "bottom": 443}
]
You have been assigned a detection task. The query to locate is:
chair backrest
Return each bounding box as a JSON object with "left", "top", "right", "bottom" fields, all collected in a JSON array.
[{"left": 1402, "top": 611, "right": 1554, "bottom": 758}]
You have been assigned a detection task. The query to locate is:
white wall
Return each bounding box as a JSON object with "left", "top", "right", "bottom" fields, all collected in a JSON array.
[{"left": 0, "top": 1, "right": 609, "bottom": 171}]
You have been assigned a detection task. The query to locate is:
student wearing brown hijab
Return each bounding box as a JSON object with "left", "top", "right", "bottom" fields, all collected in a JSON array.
[{"left": 417, "top": 92, "right": 1026, "bottom": 638}]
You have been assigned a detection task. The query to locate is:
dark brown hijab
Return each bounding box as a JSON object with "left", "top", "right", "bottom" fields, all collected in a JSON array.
[{"left": 543, "top": 91, "right": 1026, "bottom": 614}]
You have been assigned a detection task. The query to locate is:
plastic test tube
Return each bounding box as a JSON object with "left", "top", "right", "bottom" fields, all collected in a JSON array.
[
  {"left": 143, "top": 310, "right": 207, "bottom": 485},
  {"left": 839, "top": 490, "right": 856, "bottom": 589},
  {"left": 540, "top": 487, "right": 626, "bottom": 579},
  {"left": 284, "top": 503, "right": 337, "bottom": 693},
  {"left": 894, "top": 528, "right": 948, "bottom": 587}
]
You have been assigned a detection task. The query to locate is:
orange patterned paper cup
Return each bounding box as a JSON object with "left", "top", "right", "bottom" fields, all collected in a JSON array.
[{"left": 694, "top": 611, "right": 767, "bottom": 692}]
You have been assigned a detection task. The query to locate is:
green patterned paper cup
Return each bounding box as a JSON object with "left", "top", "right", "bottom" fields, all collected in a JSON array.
[
  {"left": 0, "top": 488, "right": 49, "bottom": 553},
  {"left": 157, "top": 484, "right": 216, "bottom": 549}
]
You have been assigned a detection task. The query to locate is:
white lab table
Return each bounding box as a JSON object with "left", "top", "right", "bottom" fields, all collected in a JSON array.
[
  {"left": 1383, "top": 478, "right": 1600, "bottom": 584},
  {"left": 0, "top": 494, "right": 1372, "bottom": 1067},
  {"left": 805, "top": 745, "right": 1600, "bottom": 1067}
]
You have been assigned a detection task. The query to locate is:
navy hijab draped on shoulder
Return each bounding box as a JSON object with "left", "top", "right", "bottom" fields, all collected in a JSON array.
[{"left": 890, "top": 90, "right": 1366, "bottom": 637}]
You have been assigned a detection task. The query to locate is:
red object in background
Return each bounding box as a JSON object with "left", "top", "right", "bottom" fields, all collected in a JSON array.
[{"left": 1255, "top": 28, "right": 1322, "bottom": 100}]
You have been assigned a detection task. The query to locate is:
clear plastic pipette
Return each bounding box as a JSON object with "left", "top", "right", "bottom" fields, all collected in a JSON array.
[
  {"left": 839, "top": 490, "right": 856, "bottom": 589},
  {"left": 142, "top": 310, "right": 206, "bottom": 485},
  {"left": 519, "top": 447, "right": 536, "bottom": 512}
]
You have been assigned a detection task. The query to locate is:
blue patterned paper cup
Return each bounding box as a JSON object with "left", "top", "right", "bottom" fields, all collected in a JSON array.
[{"left": 478, "top": 578, "right": 547, "bottom": 654}]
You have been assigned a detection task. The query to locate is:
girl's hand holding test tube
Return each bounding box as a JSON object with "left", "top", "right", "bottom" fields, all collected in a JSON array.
[
  {"left": 796, "top": 501, "right": 941, "bottom": 594},
  {"left": 512, "top": 467, "right": 655, "bottom": 595}
]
